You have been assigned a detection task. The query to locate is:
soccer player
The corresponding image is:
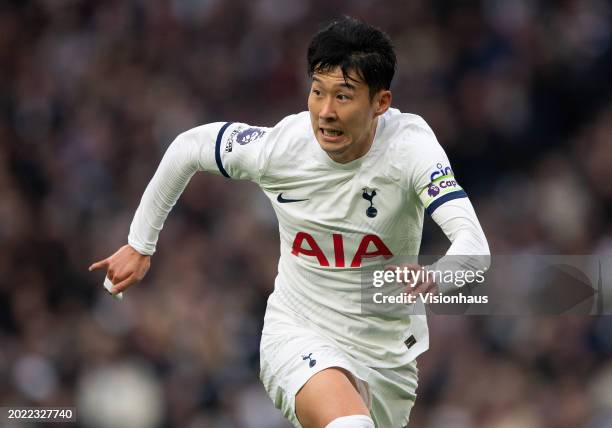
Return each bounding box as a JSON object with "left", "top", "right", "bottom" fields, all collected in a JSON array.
[{"left": 89, "top": 17, "right": 489, "bottom": 428}]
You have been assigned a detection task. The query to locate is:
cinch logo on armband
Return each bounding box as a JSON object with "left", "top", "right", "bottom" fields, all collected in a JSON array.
[
  {"left": 429, "top": 163, "right": 454, "bottom": 181},
  {"left": 419, "top": 167, "right": 468, "bottom": 215}
]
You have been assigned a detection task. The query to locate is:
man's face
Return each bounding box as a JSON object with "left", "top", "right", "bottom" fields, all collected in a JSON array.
[{"left": 308, "top": 67, "right": 391, "bottom": 163}]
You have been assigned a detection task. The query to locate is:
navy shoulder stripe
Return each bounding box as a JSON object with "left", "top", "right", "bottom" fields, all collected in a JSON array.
[
  {"left": 426, "top": 190, "right": 468, "bottom": 216},
  {"left": 215, "top": 122, "right": 233, "bottom": 178}
]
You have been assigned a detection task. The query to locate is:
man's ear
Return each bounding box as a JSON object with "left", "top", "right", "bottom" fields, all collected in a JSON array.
[{"left": 374, "top": 90, "right": 392, "bottom": 117}]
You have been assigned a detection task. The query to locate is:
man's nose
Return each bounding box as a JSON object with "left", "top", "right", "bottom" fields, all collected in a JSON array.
[{"left": 319, "top": 97, "right": 337, "bottom": 120}]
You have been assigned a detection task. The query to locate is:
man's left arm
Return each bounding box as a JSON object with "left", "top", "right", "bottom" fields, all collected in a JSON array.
[
  {"left": 406, "top": 196, "right": 490, "bottom": 296},
  {"left": 427, "top": 197, "right": 490, "bottom": 295},
  {"left": 404, "top": 118, "right": 490, "bottom": 295}
]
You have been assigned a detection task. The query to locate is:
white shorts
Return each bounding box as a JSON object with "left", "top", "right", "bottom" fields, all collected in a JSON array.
[{"left": 259, "top": 294, "right": 418, "bottom": 428}]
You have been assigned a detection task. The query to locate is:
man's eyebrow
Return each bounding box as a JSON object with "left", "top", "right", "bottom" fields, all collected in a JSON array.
[{"left": 312, "top": 76, "right": 357, "bottom": 91}]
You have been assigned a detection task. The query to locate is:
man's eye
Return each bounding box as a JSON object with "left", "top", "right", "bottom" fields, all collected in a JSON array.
[
  {"left": 312, "top": 89, "right": 321, "bottom": 96},
  {"left": 337, "top": 94, "right": 350, "bottom": 101}
]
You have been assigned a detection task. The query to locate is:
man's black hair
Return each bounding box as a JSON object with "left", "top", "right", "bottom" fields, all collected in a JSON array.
[{"left": 307, "top": 16, "right": 396, "bottom": 98}]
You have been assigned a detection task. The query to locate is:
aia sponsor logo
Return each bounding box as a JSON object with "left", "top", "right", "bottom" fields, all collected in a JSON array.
[{"left": 291, "top": 232, "right": 392, "bottom": 267}]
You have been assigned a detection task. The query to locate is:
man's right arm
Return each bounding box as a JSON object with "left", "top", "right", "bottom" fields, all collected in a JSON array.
[
  {"left": 128, "top": 123, "right": 225, "bottom": 255},
  {"left": 89, "top": 122, "right": 227, "bottom": 294}
]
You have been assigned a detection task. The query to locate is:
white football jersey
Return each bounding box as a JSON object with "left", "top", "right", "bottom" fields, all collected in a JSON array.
[
  {"left": 129, "top": 107, "right": 470, "bottom": 368},
  {"left": 199, "top": 108, "right": 467, "bottom": 367}
]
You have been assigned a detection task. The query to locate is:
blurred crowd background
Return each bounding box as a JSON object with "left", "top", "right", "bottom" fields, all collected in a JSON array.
[{"left": 1, "top": 0, "right": 612, "bottom": 427}]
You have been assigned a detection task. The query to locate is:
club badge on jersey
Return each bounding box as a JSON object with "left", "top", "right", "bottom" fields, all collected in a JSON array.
[{"left": 362, "top": 188, "right": 378, "bottom": 218}]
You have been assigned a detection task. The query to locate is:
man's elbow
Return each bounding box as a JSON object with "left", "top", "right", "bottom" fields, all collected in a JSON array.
[
  {"left": 474, "top": 231, "right": 491, "bottom": 273},
  {"left": 458, "top": 228, "right": 490, "bottom": 273}
]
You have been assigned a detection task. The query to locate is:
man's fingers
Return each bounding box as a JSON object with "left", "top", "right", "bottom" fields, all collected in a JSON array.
[
  {"left": 408, "top": 280, "right": 436, "bottom": 296},
  {"left": 383, "top": 264, "right": 424, "bottom": 286},
  {"left": 111, "top": 275, "right": 136, "bottom": 294},
  {"left": 90, "top": 247, "right": 150, "bottom": 297},
  {"left": 89, "top": 259, "right": 109, "bottom": 271}
]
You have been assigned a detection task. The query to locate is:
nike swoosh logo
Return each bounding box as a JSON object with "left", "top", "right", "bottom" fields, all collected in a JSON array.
[{"left": 277, "top": 193, "right": 309, "bottom": 203}]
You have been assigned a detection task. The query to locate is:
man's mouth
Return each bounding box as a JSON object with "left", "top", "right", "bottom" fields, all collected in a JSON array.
[{"left": 320, "top": 128, "right": 344, "bottom": 137}]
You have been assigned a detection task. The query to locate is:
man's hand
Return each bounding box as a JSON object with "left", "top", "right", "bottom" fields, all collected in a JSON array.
[
  {"left": 385, "top": 263, "right": 438, "bottom": 297},
  {"left": 89, "top": 244, "right": 151, "bottom": 295}
]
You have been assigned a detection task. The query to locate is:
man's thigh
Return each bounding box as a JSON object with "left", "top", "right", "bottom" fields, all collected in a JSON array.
[
  {"left": 260, "top": 315, "right": 369, "bottom": 427},
  {"left": 295, "top": 367, "right": 370, "bottom": 428},
  {"left": 369, "top": 361, "right": 419, "bottom": 428}
]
